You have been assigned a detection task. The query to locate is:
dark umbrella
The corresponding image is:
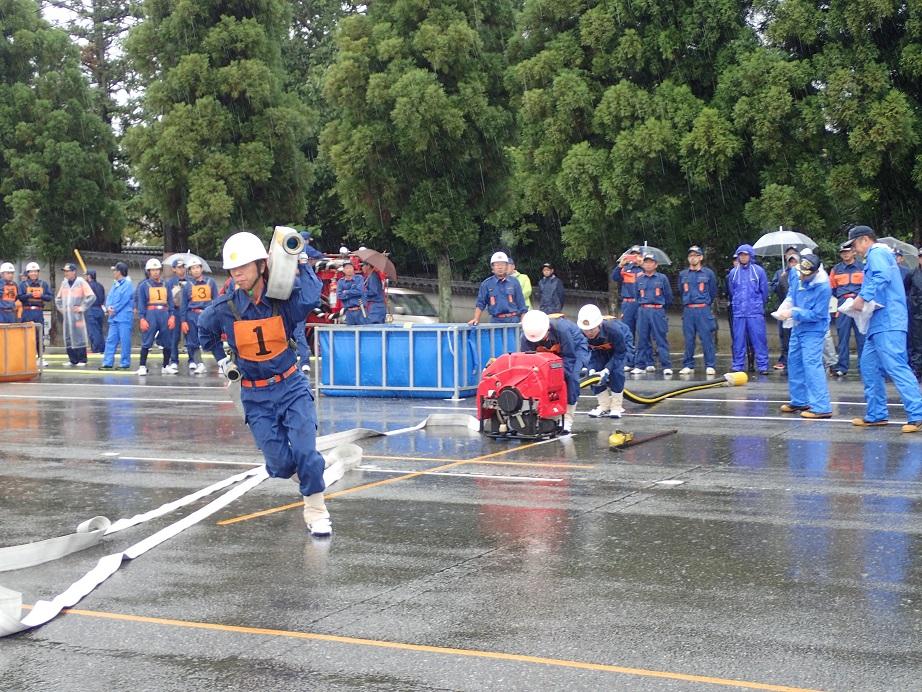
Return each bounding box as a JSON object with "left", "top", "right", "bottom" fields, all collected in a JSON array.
[{"left": 352, "top": 249, "right": 397, "bottom": 281}]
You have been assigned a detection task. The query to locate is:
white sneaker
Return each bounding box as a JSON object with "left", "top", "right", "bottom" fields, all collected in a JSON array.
[
  {"left": 631, "top": 367, "right": 644, "bottom": 374},
  {"left": 301, "top": 364, "right": 311, "bottom": 373},
  {"left": 40, "top": 358, "right": 49, "bottom": 367},
  {"left": 136, "top": 365, "right": 148, "bottom": 376},
  {"left": 706, "top": 367, "right": 716, "bottom": 376},
  {"left": 679, "top": 367, "right": 694, "bottom": 375},
  {"left": 62, "top": 362, "right": 74, "bottom": 368},
  {"left": 663, "top": 368, "right": 673, "bottom": 376},
  {"left": 303, "top": 494, "right": 332, "bottom": 537},
  {"left": 588, "top": 406, "right": 610, "bottom": 418},
  {"left": 607, "top": 409, "right": 623, "bottom": 419},
  {"left": 195, "top": 362, "right": 207, "bottom": 375},
  {"left": 163, "top": 363, "right": 178, "bottom": 375},
  {"left": 76, "top": 362, "right": 86, "bottom": 368},
  {"left": 645, "top": 366, "right": 655, "bottom": 372},
  {"left": 623, "top": 365, "right": 631, "bottom": 372}
]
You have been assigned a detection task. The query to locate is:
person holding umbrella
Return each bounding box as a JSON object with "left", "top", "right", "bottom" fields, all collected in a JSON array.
[{"left": 769, "top": 247, "right": 800, "bottom": 370}]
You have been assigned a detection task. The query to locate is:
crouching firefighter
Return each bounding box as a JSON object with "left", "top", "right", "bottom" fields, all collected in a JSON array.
[
  {"left": 576, "top": 304, "right": 631, "bottom": 418},
  {"left": 198, "top": 231, "right": 332, "bottom": 537},
  {"left": 520, "top": 309, "right": 589, "bottom": 433}
]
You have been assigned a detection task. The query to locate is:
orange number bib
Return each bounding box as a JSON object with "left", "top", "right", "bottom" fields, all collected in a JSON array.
[
  {"left": 537, "top": 343, "right": 561, "bottom": 354},
  {"left": 29, "top": 287, "right": 43, "bottom": 299},
  {"left": 233, "top": 315, "right": 287, "bottom": 362},
  {"left": 2, "top": 284, "right": 16, "bottom": 301},
  {"left": 192, "top": 284, "right": 212, "bottom": 302},
  {"left": 148, "top": 286, "right": 167, "bottom": 304}
]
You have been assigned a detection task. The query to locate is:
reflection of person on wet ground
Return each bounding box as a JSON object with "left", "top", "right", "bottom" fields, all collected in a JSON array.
[{"left": 198, "top": 231, "right": 332, "bottom": 537}]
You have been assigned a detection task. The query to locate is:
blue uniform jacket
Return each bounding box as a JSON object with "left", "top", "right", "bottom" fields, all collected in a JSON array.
[
  {"left": 166, "top": 276, "right": 188, "bottom": 313},
  {"left": 586, "top": 320, "right": 628, "bottom": 372},
  {"left": 789, "top": 270, "right": 831, "bottom": 334},
  {"left": 198, "top": 264, "right": 322, "bottom": 381},
  {"left": 364, "top": 271, "right": 385, "bottom": 304},
  {"left": 611, "top": 263, "right": 642, "bottom": 299},
  {"left": 538, "top": 275, "right": 565, "bottom": 313},
  {"left": 728, "top": 245, "right": 768, "bottom": 317},
  {"left": 87, "top": 279, "right": 106, "bottom": 313},
  {"left": 829, "top": 261, "right": 864, "bottom": 302},
  {"left": 107, "top": 278, "right": 134, "bottom": 324},
  {"left": 136, "top": 279, "right": 173, "bottom": 317},
  {"left": 636, "top": 272, "right": 673, "bottom": 306},
  {"left": 17, "top": 280, "right": 52, "bottom": 310},
  {"left": 180, "top": 277, "right": 219, "bottom": 321},
  {"left": 338, "top": 275, "right": 365, "bottom": 309},
  {"left": 678, "top": 267, "right": 716, "bottom": 306},
  {"left": 519, "top": 318, "right": 589, "bottom": 377},
  {"left": 476, "top": 275, "right": 526, "bottom": 317},
  {"left": 859, "top": 244, "right": 909, "bottom": 335}
]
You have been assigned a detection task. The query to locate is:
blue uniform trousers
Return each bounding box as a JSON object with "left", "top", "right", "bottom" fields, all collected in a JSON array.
[
  {"left": 102, "top": 321, "right": 133, "bottom": 368},
  {"left": 21, "top": 308, "right": 44, "bottom": 353},
  {"left": 0, "top": 310, "right": 17, "bottom": 324},
  {"left": 168, "top": 322, "right": 183, "bottom": 365},
  {"left": 834, "top": 313, "right": 864, "bottom": 374},
  {"left": 787, "top": 330, "right": 831, "bottom": 414},
  {"left": 86, "top": 308, "right": 105, "bottom": 353},
  {"left": 860, "top": 330, "right": 922, "bottom": 423},
  {"left": 363, "top": 302, "right": 386, "bottom": 324},
  {"left": 731, "top": 315, "right": 769, "bottom": 371},
  {"left": 621, "top": 301, "right": 638, "bottom": 365},
  {"left": 588, "top": 352, "right": 626, "bottom": 394},
  {"left": 140, "top": 310, "right": 169, "bottom": 348},
  {"left": 242, "top": 373, "right": 326, "bottom": 496},
  {"left": 636, "top": 307, "right": 671, "bottom": 369},
  {"left": 344, "top": 307, "right": 364, "bottom": 325},
  {"left": 682, "top": 306, "right": 716, "bottom": 369}
]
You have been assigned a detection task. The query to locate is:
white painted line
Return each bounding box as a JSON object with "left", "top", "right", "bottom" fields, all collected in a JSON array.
[
  {"left": 412, "top": 405, "right": 477, "bottom": 411},
  {"left": 654, "top": 479, "right": 685, "bottom": 486},
  {"left": 101, "top": 452, "right": 120, "bottom": 457},
  {"left": 4, "top": 381, "right": 225, "bottom": 390},
  {"left": 627, "top": 412, "right": 865, "bottom": 424},
  {"left": 114, "top": 455, "right": 261, "bottom": 467},
  {"left": 0, "top": 394, "right": 230, "bottom": 404},
  {"left": 357, "top": 466, "right": 561, "bottom": 482}
]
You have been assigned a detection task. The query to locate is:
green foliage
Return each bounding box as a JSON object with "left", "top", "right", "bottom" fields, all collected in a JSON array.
[
  {"left": 0, "top": 0, "right": 123, "bottom": 262},
  {"left": 124, "top": 0, "right": 310, "bottom": 255},
  {"left": 321, "top": 0, "right": 515, "bottom": 273}
]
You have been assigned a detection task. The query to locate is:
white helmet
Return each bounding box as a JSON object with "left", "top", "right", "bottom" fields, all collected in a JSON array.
[
  {"left": 223, "top": 231, "right": 268, "bottom": 269},
  {"left": 490, "top": 251, "right": 509, "bottom": 265},
  {"left": 577, "top": 304, "right": 603, "bottom": 331},
  {"left": 145, "top": 258, "right": 162, "bottom": 271},
  {"left": 0, "top": 262, "right": 14, "bottom": 273},
  {"left": 187, "top": 256, "right": 203, "bottom": 269},
  {"left": 25, "top": 261, "right": 40, "bottom": 272},
  {"left": 522, "top": 310, "right": 550, "bottom": 342}
]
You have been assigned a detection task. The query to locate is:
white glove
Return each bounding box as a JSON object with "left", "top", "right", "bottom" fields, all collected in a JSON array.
[{"left": 597, "top": 368, "right": 610, "bottom": 386}]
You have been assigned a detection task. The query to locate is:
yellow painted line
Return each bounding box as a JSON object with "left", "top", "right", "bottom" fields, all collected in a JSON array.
[
  {"left": 218, "top": 439, "right": 560, "bottom": 526},
  {"left": 46, "top": 606, "right": 821, "bottom": 691},
  {"left": 365, "top": 454, "right": 467, "bottom": 463},
  {"left": 472, "top": 460, "right": 592, "bottom": 469}
]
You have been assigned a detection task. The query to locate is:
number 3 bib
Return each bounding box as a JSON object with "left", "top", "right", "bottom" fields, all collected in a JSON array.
[{"left": 233, "top": 315, "right": 288, "bottom": 362}]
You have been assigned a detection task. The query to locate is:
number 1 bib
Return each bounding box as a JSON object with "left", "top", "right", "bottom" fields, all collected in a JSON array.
[{"left": 233, "top": 315, "right": 288, "bottom": 362}]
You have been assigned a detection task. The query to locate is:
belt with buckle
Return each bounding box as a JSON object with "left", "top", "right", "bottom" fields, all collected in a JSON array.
[
  {"left": 346, "top": 306, "right": 362, "bottom": 311},
  {"left": 147, "top": 305, "right": 168, "bottom": 310},
  {"left": 641, "top": 304, "right": 664, "bottom": 309},
  {"left": 685, "top": 303, "right": 709, "bottom": 308},
  {"left": 240, "top": 364, "right": 299, "bottom": 389},
  {"left": 621, "top": 298, "right": 636, "bottom": 303},
  {"left": 190, "top": 308, "right": 204, "bottom": 313},
  {"left": 841, "top": 293, "right": 857, "bottom": 299},
  {"left": 494, "top": 312, "right": 518, "bottom": 318}
]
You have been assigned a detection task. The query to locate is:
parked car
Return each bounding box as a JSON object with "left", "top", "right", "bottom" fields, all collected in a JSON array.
[{"left": 387, "top": 288, "right": 439, "bottom": 323}]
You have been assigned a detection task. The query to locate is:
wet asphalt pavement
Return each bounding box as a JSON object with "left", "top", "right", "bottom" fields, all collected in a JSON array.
[{"left": 1, "top": 352, "right": 921, "bottom": 691}]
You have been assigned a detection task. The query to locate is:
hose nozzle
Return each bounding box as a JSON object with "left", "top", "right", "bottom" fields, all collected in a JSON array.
[{"left": 273, "top": 226, "right": 305, "bottom": 255}]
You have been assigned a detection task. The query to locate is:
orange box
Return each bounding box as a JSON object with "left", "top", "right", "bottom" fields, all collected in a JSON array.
[{"left": 0, "top": 323, "right": 39, "bottom": 382}]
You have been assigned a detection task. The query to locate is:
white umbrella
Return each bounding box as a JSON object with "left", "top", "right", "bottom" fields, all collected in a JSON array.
[
  {"left": 637, "top": 243, "right": 672, "bottom": 266},
  {"left": 877, "top": 237, "right": 919, "bottom": 270},
  {"left": 164, "top": 252, "right": 212, "bottom": 273},
  {"left": 752, "top": 227, "right": 818, "bottom": 257}
]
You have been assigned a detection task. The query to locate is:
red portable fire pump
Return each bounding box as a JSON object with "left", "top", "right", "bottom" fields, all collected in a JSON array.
[{"left": 476, "top": 352, "right": 567, "bottom": 439}]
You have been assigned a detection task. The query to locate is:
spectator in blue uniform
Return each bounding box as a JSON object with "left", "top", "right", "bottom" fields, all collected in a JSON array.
[
  {"left": 828, "top": 243, "right": 865, "bottom": 376},
  {"left": 632, "top": 252, "right": 673, "bottom": 375},
  {"left": 520, "top": 309, "right": 589, "bottom": 433},
  {"left": 165, "top": 259, "right": 189, "bottom": 373},
  {"left": 843, "top": 226, "right": 922, "bottom": 432},
  {"left": 84, "top": 269, "right": 106, "bottom": 354},
  {"left": 769, "top": 247, "right": 800, "bottom": 370},
  {"left": 908, "top": 248, "right": 922, "bottom": 380},
  {"left": 338, "top": 260, "right": 365, "bottom": 326},
  {"left": 135, "top": 258, "right": 174, "bottom": 376},
  {"left": 198, "top": 231, "right": 331, "bottom": 536},
  {"left": 776, "top": 252, "right": 832, "bottom": 419},
  {"left": 100, "top": 262, "right": 134, "bottom": 369},
  {"left": 538, "top": 262, "right": 565, "bottom": 314},
  {"left": 17, "top": 261, "right": 52, "bottom": 364},
  {"left": 678, "top": 246, "right": 717, "bottom": 376},
  {"left": 577, "top": 304, "right": 630, "bottom": 418},
  {"left": 469, "top": 251, "right": 527, "bottom": 325},
  {"left": 180, "top": 256, "right": 221, "bottom": 375},
  {"left": 612, "top": 246, "right": 643, "bottom": 368},
  {"left": 360, "top": 260, "right": 387, "bottom": 324},
  {"left": 727, "top": 243, "right": 770, "bottom": 374},
  {"left": 0, "top": 262, "right": 19, "bottom": 324}
]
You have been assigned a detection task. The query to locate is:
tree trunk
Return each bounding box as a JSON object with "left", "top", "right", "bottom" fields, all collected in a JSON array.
[{"left": 436, "top": 251, "right": 452, "bottom": 322}]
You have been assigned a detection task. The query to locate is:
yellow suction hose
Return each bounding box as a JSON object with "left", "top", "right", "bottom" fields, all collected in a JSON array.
[{"left": 579, "top": 371, "right": 748, "bottom": 406}]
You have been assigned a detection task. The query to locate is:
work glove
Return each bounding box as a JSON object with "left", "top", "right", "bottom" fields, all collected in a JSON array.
[
  {"left": 597, "top": 368, "right": 610, "bottom": 387},
  {"left": 139, "top": 318, "right": 149, "bottom": 332},
  {"left": 181, "top": 321, "right": 190, "bottom": 335},
  {"left": 167, "top": 315, "right": 176, "bottom": 330},
  {"left": 579, "top": 367, "right": 590, "bottom": 378}
]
